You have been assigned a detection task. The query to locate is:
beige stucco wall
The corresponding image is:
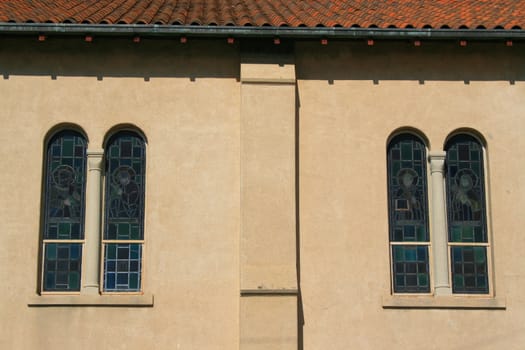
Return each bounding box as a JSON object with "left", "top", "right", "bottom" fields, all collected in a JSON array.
[
  {"left": 0, "top": 37, "right": 524, "bottom": 349},
  {"left": 0, "top": 38, "right": 241, "bottom": 349},
  {"left": 296, "top": 41, "right": 525, "bottom": 349}
]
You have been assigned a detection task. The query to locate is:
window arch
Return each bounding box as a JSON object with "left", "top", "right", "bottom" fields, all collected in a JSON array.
[
  {"left": 103, "top": 131, "right": 146, "bottom": 292},
  {"left": 445, "top": 134, "right": 489, "bottom": 294},
  {"left": 387, "top": 133, "right": 430, "bottom": 293},
  {"left": 41, "top": 130, "right": 87, "bottom": 292}
]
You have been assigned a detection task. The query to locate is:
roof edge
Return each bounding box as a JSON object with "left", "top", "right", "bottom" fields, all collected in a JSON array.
[{"left": 0, "top": 23, "right": 524, "bottom": 40}]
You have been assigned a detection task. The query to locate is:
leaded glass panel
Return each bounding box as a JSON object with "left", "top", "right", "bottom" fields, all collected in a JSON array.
[
  {"left": 44, "top": 131, "right": 87, "bottom": 240},
  {"left": 451, "top": 246, "right": 489, "bottom": 293},
  {"left": 103, "top": 244, "right": 142, "bottom": 292},
  {"left": 43, "top": 243, "right": 82, "bottom": 291},
  {"left": 445, "top": 135, "right": 487, "bottom": 243},
  {"left": 392, "top": 245, "right": 430, "bottom": 293},
  {"left": 42, "top": 131, "right": 86, "bottom": 292},
  {"left": 104, "top": 132, "right": 145, "bottom": 241},
  {"left": 387, "top": 134, "right": 430, "bottom": 293},
  {"left": 446, "top": 134, "right": 489, "bottom": 294},
  {"left": 103, "top": 131, "right": 145, "bottom": 292},
  {"left": 387, "top": 134, "right": 429, "bottom": 242}
]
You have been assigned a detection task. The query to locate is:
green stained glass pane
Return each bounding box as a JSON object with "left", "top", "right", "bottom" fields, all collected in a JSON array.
[
  {"left": 452, "top": 226, "right": 462, "bottom": 242},
  {"left": 69, "top": 272, "right": 80, "bottom": 289},
  {"left": 107, "top": 244, "right": 117, "bottom": 259},
  {"left": 416, "top": 226, "right": 426, "bottom": 241},
  {"left": 474, "top": 247, "right": 486, "bottom": 263},
  {"left": 130, "top": 224, "right": 139, "bottom": 239},
  {"left": 449, "top": 150, "right": 457, "bottom": 161},
  {"left": 401, "top": 161, "right": 412, "bottom": 169},
  {"left": 58, "top": 223, "right": 70, "bottom": 238},
  {"left": 471, "top": 150, "right": 479, "bottom": 161},
  {"left": 45, "top": 273, "right": 55, "bottom": 289},
  {"left": 129, "top": 274, "right": 138, "bottom": 289},
  {"left": 401, "top": 143, "right": 412, "bottom": 160},
  {"left": 462, "top": 226, "right": 473, "bottom": 241},
  {"left": 118, "top": 223, "right": 130, "bottom": 238},
  {"left": 46, "top": 244, "right": 57, "bottom": 259},
  {"left": 418, "top": 273, "right": 428, "bottom": 286},
  {"left": 62, "top": 140, "right": 73, "bottom": 156},
  {"left": 474, "top": 227, "right": 483, "bottom": 242},
  {"left": 110, "top": 146, "right": 119, "bottom": 157},
  {"left": 394, "top": 246, "right": 403, "bottom": 261},
  {"left": 454, "top": 275, "right": 464, "bottom": 288},
  {"left": 392, "top": 162, "right": 400, "bottom": 176}
]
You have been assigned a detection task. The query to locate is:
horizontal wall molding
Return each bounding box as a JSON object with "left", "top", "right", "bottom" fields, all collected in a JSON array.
[
  {"left": 27, "top": 293, "right": 154, "bottom": 307},
  {"left": 241, "top": 289, "right": 299, "bottom": 296}
]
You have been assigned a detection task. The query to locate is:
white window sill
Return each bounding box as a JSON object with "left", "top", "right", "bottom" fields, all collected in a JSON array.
[
  {"left": 382, "top": 295, "right": 506, "bottom": 309},
  {"left": 28, "top": 293, "right": 154, "bottom": 307}
]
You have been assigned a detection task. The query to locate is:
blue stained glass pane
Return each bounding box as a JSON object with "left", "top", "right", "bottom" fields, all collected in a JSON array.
[
  {"left": 103, "top": 244, "right": 142, "bottom": 292},
  {"left": 106, "top": 274, "right": 116, "bottom": 289}
]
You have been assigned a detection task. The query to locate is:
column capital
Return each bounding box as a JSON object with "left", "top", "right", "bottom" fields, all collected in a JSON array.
[
  {"left": 87, "top": 149, "right": 104, "bottom": 171},
  {"left": 428, "top": 151, "right": 446, "bottom": 173}
]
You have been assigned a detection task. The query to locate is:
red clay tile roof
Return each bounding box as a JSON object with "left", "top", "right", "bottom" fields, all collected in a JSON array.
[{"left": 0, "top": 0, "right": 523, "bottom": 30}]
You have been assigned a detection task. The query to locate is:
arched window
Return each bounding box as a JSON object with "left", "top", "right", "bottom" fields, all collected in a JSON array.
[
  {"left": 387, "top": 134, "right": 430, "bottom": 293},
  {"left": 445, "top": 134, "right": 489, "bottom": 294},
  {"left": 42, "top": 130, "right": 87, "bottom": 292},
  {"left": 103, "top": 131, "right": 146, "bottom": 292}
]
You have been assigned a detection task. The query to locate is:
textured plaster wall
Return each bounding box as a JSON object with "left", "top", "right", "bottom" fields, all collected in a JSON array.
[
  {"left": 0, "top": 36, "right": 524, "bottom": 350},
  {"left": 296, "top": 41, "right": 525, "bottom": 350},
  {"left": 0, "top": 38, "right": 241, "bottom": 350}
]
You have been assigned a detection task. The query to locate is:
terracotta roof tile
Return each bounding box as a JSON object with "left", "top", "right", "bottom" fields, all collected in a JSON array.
[{"left": 0, "top": 0, "right": 524, "bottom": 30}]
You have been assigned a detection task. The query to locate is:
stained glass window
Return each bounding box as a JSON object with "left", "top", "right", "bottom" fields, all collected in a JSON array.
[
  {"left": 387, "top": 134, "right": 430, "bottom": 293},
  {"left": 446, "top": 134, "right": 489, "bottom": 294},
  {"left": 42, "top": 130, "right": 86, "bottom": 292},
  {"left": 103, "top": 131, "right": 145, "bottom": 292}
]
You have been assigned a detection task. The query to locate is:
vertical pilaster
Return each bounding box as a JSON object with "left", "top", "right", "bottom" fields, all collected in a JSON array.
[
  {"left": 429, "top": 151, "right": 452, "bottom": 296},
  {"left": 82, "top": 149, "right": 104, "bottom": 295},
  {"left": 239, "top": 51, "right": 298, "bottom": 349}
]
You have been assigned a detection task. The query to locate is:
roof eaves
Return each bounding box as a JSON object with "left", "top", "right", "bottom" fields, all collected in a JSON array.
[{"left": 0, "top": 23, "right": 524, "bottom": 40}]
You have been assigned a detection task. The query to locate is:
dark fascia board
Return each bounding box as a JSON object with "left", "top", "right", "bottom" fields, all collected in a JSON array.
[{"left": 0, "top": 23, "right": 524, "bottom": 40}]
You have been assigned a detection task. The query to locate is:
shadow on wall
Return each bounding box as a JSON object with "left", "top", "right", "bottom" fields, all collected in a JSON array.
[
  {"left": 0, "top": 36, "right": 240, "bottom": 80},
  {"left": 295, "top": 40, "right": 525, "bottom": 83}
]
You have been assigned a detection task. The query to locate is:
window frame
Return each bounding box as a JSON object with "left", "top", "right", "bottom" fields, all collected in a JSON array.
[
  {"left": 40, "top": 129, "right": 87, "bottom": 295},
  {"left": 387, "top": 132, "right": 433, "bottom": 295},
  {"left": 100, "top": 130, "right": 147, "bottom": 294},
  {"left": 444, "top": 133, "right": 494, "bottom": 296}
]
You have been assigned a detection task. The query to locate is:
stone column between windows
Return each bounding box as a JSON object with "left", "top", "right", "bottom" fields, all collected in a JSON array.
[
  {"left": 428, "top": 151, "right": 452, "bottom": 295},
  {"left": 82, "top": 149, "right": 104, "bottom": 295},
  {"left": 239, "top": 51, "right": 298, "bottom": 350}
]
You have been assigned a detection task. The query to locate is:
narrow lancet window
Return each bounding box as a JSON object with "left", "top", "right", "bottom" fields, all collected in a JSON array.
[
  {"left": 446, "top": 134, "right": 489, "bottom": 294},
  {"left": 42, "top": 130, "right": 87, "bottom": 292},
  {"left": 103, "top": 131, "right": 145, "bottom": 292},
  {"left": 387, "top": 134, "right": 430, "bottom": 293}
]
